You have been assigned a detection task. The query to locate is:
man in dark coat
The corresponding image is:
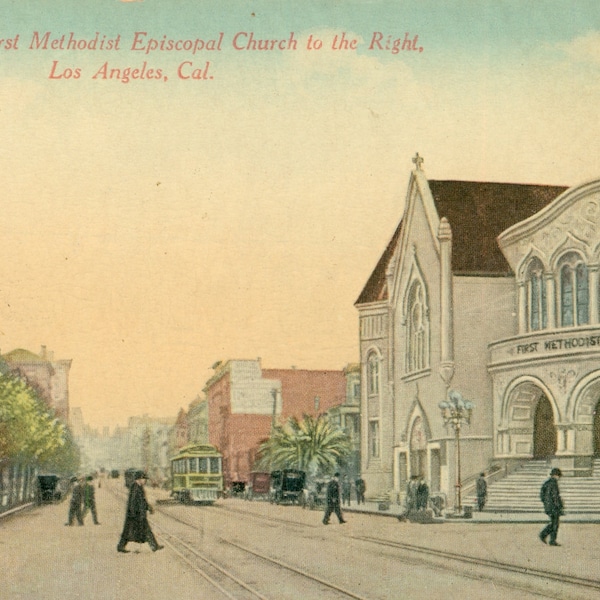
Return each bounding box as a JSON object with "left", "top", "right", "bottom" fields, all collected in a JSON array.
[
  {"left": 416, "top": 476, "right": 429, "bottom": 511},
  {"left": 405, "top": 475, "right": 419, "bottom": 513},
  {"left": 82, "top": 476, "right": 100, "bottom": 525},
  {"left": 117, "top": 471, "right": 163, "bottom": 553},
  {"left": 539, "top": 468, "right": 564, "bottom": 546},
  {"left": 65, "top": 476, "right": 84, "bottom": 526},
  {"left": 322, "top": 472, "right": 347, "bottom": 525},
  {"left": 355, "top": 477, "right": 366, "bottom": 504},
  {"left": 341, "top": 475, "right": 352, "bottom": 506},
  {"left": 476, "top": 472, "right": 487, "bottom": 512}
]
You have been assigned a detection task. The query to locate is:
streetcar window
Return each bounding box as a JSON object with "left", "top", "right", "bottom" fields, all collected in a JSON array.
[
  {"left": 187, "top": 458, "right": 196, "bottom": 473},
  {"left": 210, "top": 458, "right": 220, "bottom": 474},
  {"left": 199, "top": 458, "right": 208, "bottom": 473}
]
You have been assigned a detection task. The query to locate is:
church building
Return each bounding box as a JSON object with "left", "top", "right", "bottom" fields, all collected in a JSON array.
[{"left": 356, "top": 155, "right": 600, "bottom": 508}]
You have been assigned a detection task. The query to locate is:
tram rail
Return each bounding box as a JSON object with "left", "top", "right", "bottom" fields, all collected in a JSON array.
[
  {"left": 355, "top": 534, "right": 600, "bottom": 598},
  {"left": 115, "top": 484, "right": 600, "bottom": 599}
]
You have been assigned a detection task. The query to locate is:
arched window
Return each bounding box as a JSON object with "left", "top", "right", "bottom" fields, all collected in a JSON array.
[
  {"left": 559, "top": 252, "right": 589, "bottom": 327},
  {"left": 406, "top": 281, "right": 429, "bottom": 373},
  {"left": 526, "top": 258, "right": 547, "bottom": 331},
  {"left": 367, "top": 352, "right": 380, "bottom": 396}
]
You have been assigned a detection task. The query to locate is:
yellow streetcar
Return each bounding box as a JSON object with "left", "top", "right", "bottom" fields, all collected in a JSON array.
[{"left": 170, "top": 444, "right": 223, "bottom": 504}]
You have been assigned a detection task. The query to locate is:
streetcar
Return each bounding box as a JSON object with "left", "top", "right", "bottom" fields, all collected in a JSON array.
[{"left": 170, "top": 444, "right": 224, "bottom": 504}]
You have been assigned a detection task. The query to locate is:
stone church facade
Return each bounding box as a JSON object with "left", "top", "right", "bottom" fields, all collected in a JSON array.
[{"left": 356, "top": 156, "right": 600, "bottom": 507}]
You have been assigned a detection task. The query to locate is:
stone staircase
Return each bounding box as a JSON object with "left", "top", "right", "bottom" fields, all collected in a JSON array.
[{"left": 465, "top": 459, "right": 600, "bottom": 513}]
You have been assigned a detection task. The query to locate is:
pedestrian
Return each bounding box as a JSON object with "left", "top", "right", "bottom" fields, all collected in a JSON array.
[
  {"left": 82, "top": 475, "right": 100, "bottom": 525},
  {"left": 322, "top": 472, "right": 347, "bottom": 525},
  {"left": 476, "top": 472, "right": 487, "bottom": 512},
  {"left": 65, "top": 476, "right": 84, "bottom": 526},
  {"left": 355, "top": 477, "right": 366, "bottom": 504},
  {"left": 341, "top": 475, "right": 352, "bottom": 506},
  {"left": 539, "top": 467, "right": 564, "bottom": 547},
  {"left": 117, "top": 471, "right": 163, "bottom": 553},
  {"left": 416, "top": 476, "right": 429, "bottom": 511},
  {"left": 405, "top": 475, "right": 419, "bottom": 514}
]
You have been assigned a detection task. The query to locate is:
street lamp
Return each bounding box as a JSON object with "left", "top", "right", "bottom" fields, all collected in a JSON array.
[{"left": 439, "top": 390, "right": 475, "bottom": 515}]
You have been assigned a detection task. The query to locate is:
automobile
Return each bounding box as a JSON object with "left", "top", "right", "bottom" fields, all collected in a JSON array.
[
  {"left": 269, "top": 469, "right": 306, "bottom": 505},
  {"left": 245, "top": 471, "right": 270, "bottom": 501}
]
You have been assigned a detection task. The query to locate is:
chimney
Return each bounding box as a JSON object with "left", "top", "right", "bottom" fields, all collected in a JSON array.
[{"left": 40, "top": 345, "right": 47, "bottom": 359}]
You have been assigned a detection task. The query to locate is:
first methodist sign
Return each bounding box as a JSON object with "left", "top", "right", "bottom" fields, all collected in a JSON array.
[{"left": 489, "top": 327, "right": 600, "bottom": 368}]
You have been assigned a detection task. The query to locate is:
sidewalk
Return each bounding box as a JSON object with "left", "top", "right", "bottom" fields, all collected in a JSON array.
[{"left": 341, "top": 500, "right": 600, "bottom": 523}]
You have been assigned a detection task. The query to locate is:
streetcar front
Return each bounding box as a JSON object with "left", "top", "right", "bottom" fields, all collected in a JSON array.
[{"left": 171, "top": 444, "right": 223, "bottom": 504}]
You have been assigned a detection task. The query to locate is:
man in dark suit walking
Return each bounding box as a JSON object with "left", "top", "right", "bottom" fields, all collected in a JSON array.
[
  {"left": 322, "top": 472, "right": 347, "bottom": 525},
  {"left": 539, "top": 468, "right": 564, "bottom": 546},
  {"left": 65, "top": 476, "right": 84, "bottom": 526},
  {"left": 117, "top": 471, "right": 163, "bottom": 553}
]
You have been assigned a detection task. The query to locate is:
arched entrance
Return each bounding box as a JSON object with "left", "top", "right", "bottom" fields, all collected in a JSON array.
[
  {"left": 409, "top": 416, "right": 427, "bottom": 478},
  {"left": 503, "top": 380, "right": 557, "bottom": 458},
  {"left": 533, "top": 396, "right": 557, "bottom": 458}
]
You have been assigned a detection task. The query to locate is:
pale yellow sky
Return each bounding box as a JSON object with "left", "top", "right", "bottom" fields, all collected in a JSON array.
[{"left": 2, "top": 2, "right": 600, "bottom": 429}]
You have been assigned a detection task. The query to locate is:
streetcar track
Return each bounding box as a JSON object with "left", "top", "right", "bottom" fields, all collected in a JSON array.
[
  {"left": 222, "top": 538, "right": 371, "bottom": 600},
  {"left": 355, "top": 534, "right": 600, "bottom": 595},
  {"left": 213, "top": 502, "right": 322, "bottom": 528},
  {"left": 154, "top": 504, "right": 371, "bottom": 599},
  {"left": 154, "top": 524, "right": 269, "bottom": 600},
  {"left": 115, "top": 485, "right": 599, "bottom": 598}
]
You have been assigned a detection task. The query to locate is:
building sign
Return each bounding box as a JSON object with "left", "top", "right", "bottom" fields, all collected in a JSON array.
[{"left": 515, "top": 334, "right": 600, "bottom": 355}]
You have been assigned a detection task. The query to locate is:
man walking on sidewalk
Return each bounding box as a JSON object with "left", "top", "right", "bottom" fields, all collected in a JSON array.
[{"left": 539, "top": 468, "right": 564, "bottom": 546}]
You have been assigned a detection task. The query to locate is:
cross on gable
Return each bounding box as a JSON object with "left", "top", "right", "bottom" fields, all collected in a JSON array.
[{"left": 412, "top": 153, "right": 424, "bottom": 170}]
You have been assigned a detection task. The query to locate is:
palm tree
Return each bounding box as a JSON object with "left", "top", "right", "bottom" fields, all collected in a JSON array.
[{"left": 255, "top": 414, "right": 352, "bottom": 477}]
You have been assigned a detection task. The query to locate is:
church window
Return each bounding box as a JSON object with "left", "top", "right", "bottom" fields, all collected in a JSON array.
[
  {"left": 406, "top": 280, "right": 429, "bottom": 372},
  {"left": 368, "top": 420, "right": 380, "bottom": 458},
  {"left": 367, "top": 352, "right": 380, "bottom": 396},
  {"left": 526, "top": 258, "right": 547, "bottom": 331},
  {"left": 559, "top": 252, "right": 589, "bottom": 327}
]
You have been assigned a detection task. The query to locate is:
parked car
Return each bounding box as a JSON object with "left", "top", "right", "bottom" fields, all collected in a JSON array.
[
  {"left": 245, "top": 471, "right": 270, "bottom": 501},
  {"left": 269, "top": 469, "right": 306, "bottom": 505}
]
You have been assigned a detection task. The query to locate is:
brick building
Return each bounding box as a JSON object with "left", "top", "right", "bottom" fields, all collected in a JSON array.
[{"left": 204, "top": 359, "right": 346, "bottom": 488}]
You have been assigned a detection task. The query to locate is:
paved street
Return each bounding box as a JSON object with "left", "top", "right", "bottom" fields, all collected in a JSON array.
[{"left": 3, "top": 478, "right": 600, "bottom": 599}]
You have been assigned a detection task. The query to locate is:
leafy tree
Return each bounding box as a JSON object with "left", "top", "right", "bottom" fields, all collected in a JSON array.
[
  {"left": 255, "top": 414, "right": 352, "bottom": 476},
  {"left": 0, "top": 372, "right": 79, "bottom": 473}
]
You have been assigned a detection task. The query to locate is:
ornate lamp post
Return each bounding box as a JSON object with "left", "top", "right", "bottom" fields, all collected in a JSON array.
[{"left": 439, "top": 390, "right": 475, "bottom": 515}]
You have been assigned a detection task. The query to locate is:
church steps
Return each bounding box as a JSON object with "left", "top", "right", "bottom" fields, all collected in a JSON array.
[{"left": 464, "top": 459, "right": 600, "bottom": 513}]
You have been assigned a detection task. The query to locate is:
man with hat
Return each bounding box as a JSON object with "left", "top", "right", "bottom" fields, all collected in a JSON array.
[
  {"left": 117, "top": 471, "right": 163, "bottom": 553},
  {"left": 539, "top": 467, "right": 564, "bottom": 546},
  {"left": 322, "top": 472, "right": 347, "bottom": 525},
  {"left": 65, "top": 476, "right": 84, "bottom": 526},
  {"left": 82, "top": 475, "right": 100, "bottom": 525}
]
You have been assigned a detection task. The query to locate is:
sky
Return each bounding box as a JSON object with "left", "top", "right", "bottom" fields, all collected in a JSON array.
[{"left": 2, "top": 1, "right": 600, "bottom": 430}]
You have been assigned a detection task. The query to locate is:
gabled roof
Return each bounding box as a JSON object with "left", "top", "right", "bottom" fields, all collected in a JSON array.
[
  {"left": 356, "top": 178, "right": 567, "bottom": 305},
  {"left": 355, "top": 219, "right": 404, "bottom": 305}
]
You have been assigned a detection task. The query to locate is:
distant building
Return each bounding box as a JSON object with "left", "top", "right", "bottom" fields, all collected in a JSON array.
[
  {"left": 2, "top": 345, "right": 72, "bottom": 422},
  {"left": 204, "top": 359, "right": 346, "bottom": 487},
  {"left": 327, "top": 363, "right": 361, "bottom": 478},
  {"left": 187, "top": 395, "right": 208, "bottom": 444}
]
